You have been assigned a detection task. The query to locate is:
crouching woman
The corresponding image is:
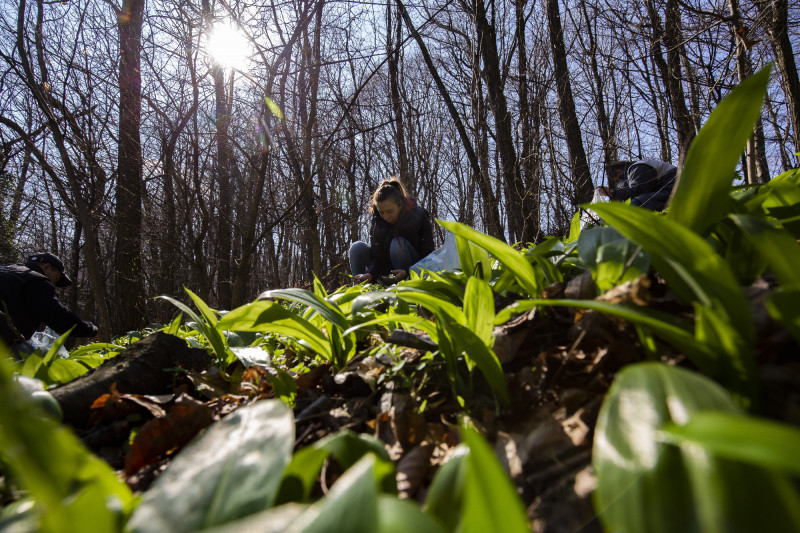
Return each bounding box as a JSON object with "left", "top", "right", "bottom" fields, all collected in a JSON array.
[{"left": 350, "top": 179, "right": 434, "bottom": 284}]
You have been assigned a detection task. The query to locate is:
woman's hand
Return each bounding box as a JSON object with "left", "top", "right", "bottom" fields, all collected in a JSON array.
[
  {"left": 390, "top": 269, "right": 408, "bottom": 282},
  {"left": 380, "top": 269, "right": 407, "bottom": 284},
  {"left": 596, "top": 186, "right": 610, "bottom": 197},
  {"left": 353, "top": 273, "right": 373, "bottom": 284}
]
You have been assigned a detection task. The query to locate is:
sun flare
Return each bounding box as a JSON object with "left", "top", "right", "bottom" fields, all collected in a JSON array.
[{"left": 206, "top": 22, "right": 250, "bottom": 71}]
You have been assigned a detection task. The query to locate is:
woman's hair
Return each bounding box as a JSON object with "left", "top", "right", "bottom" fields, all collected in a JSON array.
[
  {"left": 369, "top": 178, "right": 407, "bottom": 216},
  {"left": 606, "top": 161, "right": 631, "bottom": 187}
]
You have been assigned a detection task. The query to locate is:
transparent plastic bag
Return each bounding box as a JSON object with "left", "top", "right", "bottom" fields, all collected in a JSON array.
[
  {"left": 410, "top": 231, "right": 460, "bottom": 274},
  {"left": 29, "top": 327, "right": 69, "bottom": 357},
  {"left": 580, "top": 189, "right": 610, "bottom": 229}
]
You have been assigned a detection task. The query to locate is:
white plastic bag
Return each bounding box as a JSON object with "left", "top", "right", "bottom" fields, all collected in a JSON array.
[
  {"left": 29, "top": 327, "right": 70, "bottom": 357},
  {"left": 410, "top": 231, "right": 460, "bottom": 274},
  {"left": 580, "top": 190, "right": 609, "bottom": 229}
]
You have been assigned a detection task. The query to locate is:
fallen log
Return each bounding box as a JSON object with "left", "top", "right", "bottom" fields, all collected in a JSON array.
[{"left": 50, "top": 332, "right": 211, "bottom": 428}]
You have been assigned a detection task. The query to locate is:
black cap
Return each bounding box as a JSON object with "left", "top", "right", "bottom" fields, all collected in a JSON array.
[{"left": 29, "top": 252, "right": 73, "bottom": 287}]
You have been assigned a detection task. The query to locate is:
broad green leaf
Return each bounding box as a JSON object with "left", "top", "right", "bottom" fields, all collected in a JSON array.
[
  {"left": 291, "top": 454, "right": 379, "bottom": 533},
  {"left": 440, "top": 320, "right": 508, "bottom": 406},
  {"left": 439, "top": 220, "right": 541, "bottom": 297},
  {"left": 594, "top": 362, "right": 800, "bottom": 533},
  {"left": 393, "top": 287, "right": 465, "bottom": 324},
  {"left": 159, "top": 293, "right": 230, "bottom": 362},
  {"left": 45, "top": 357, "right": 90, "bottom": 385},
  {"left": 528, "top": 253, "right": 563, "bottom": 285},
  {"left": 514, "top": 299, "right": 717, "bottom": 375},
  {"left": 41, "top": 327, "right": 74, "bottom": 367},
  {"left": 0, "top": 351, "right": 134, "bottom": 533},
  {"left": 668, "top": 65, "right": 771, "bottom": 234},
  {"left": 350, "top": 291, "right": 397, "bottom": 315},
  {"left": 205, "top": 468, "right": 441, "bottom": 533},
  {"left": 376, "top": 496, "right": 444, "bottom": 533},
  {"left": 397, "top": 279, "right": 464, "bottom": 307},
  {"left": 261, "top": 365, "right": 298, "bottom": 406},
  {"left": 278, "top": 430, "right": 395, "bottom": 503},
  {"left": 460, "top": 425, "right": 529, "bottom": 533},
  {"left": 166, "top": 312, "right": 183, "bottom": 335},
  {"left": 577, "top": 226, "right": 619, "bottom": 268},
  {"left": 566, "top": 210, "right": 582, "bottom": 242},
  {"left": 128, "top": 400, "right": 294, "bottom": 533},
  {"left": 197, "top": 503, "right": 308, "bottom": 533},
  {"left": 70, "top": 353, "right": 109, "bottom": 369},
  {"left": 594, "top": 240, "right": 649, "bottom": 291},
  {"left": 20, "top": 350, "right": 44, "bottom": 379},
  {"left": 590, "top": 203, "right": 749, "bottom": 326},
  {"left": 158, "top": 295, "right": 204, "bottom": 329},
  {"left": 659, "top": 411, "right": 800, "bottom": 476},
  {"left": 464, "top": 277, "right": 495, "bottom": 346},
  {"left": 425, "top": 446, "right": 469, "bottom": 531},
  {"left": 186, "top": 287, "right": 220, "bottom": 326},
  {"left": 494, "top": 300, "right": 539, "bottom": 325},
  {"left": 729, "top": 214, "right": 800, "bottom": 342},
  {"left": 715, "top": 216, "right": 768, "bottom": 284},
  {"left": 277, "top": 446, "right": 331, "bottom": 504},
  {"left": 590, "top": 202, "right": 757, "bottom": 401},
  {"left": 67, "top": 343, "right": 124, "bottom": 358},
  {"left": 456, "top": 233, "right": 491, "bottom": 280},
  {"left": 766, "top": 287, "right": 800, "bottom": 343},
  {"left": 342, "top": 313, "right": 438, "bottom": 342},
  {"left": 313, "top": 274, "right": 328, "bottom": 298},
  {"left": 219, "top": 301, "right": 333, "bottom": 361},
  {"left": 729, "top": 213, "right": 800, "bottom": 288},
  {"left": 260, "top": 288, "right": 348, "bottom": 330},
  {"left": 0, "top": 498, "right": 41, "bottom": 532},
  {"left": 186, "top": 288, "right": 232, "bottom": 361}
]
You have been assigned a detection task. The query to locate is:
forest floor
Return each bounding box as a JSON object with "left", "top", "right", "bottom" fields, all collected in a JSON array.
[{"left": 55, "top": 273, "right": 800, "bottom": 533}]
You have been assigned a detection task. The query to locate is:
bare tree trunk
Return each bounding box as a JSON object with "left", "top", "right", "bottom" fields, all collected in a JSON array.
[
  {"left": 646, "top": 0, "right": 696, "bottom": 167},
  {"left": 728, "top": 0, "right": 769, "bottom": 183},
  {"left": 546, "top": 0, "right": 593, "bottom": 205},
  {"left": 473, "top": 0, "right": 533, "bottom": 243},
  {"left": 298, "top": 0, "right": 324, "bottom": 280},
  {"left": 201, "top": 0, "right": 234, "bottom": 308},
  {"left": 155, "top": 103, "right": 196, "bottom": 298},
  {"left": 387, "top": 2, "right": 410, "bottom": 192},
  {"left": 232, "top": 151, "right": 271, "bottom": 307},
  {"left": 395, "top": 0, "right": 504, "bottom": 240},
  {"left": 114, "top": 0, "right": 146, "bottom": 332},
  {"left": 471, "top": 44, "right": 503, "bottom": 239},
  {"left": 579, "top": 3, "right": 617, "bottom": 168},
  {"left": 14, "top": 0, "right": 111, "bottom": 339},
  {"left": 515, "top": 0, "right": 540, "bottom": 242},
  {"left": 754, "top": 0, "right": 800, "bottom": 165},
  {"left": 765, "top": 94, "right": 792, "bottom": 171}
]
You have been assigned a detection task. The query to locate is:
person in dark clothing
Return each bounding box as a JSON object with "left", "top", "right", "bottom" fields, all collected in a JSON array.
[
  {"left": 0, "top": 252, "right": 98, "bottom": 357},
  {"left": 596, "top": 159, "right": 678, "bottom": 211},
  {"left": 349, "top": 179, "right": 435, "bottom": 284}
]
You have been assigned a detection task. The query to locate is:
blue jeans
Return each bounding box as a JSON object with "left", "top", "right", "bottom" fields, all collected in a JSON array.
[{"left": 349, "top": 237, "right": 420, "bottom": 275}]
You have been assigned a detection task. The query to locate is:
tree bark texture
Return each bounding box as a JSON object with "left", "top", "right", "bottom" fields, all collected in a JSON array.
[
  {"left": 395, "top": 0, "right": 505, "bottom": 241},
  {"left": 546, "top": 0, "right": 593, "bottom": 205},
  {"left": 387, "top": 2, "right": 410, "bottom": 192},
  {"left": 49, "top": 332, "right": 211, "bottom": 429},
  {"left": 114, "top": 0, "right": 147, "bottom": 332},
  {"left": 646, "top": 0, "right": 696, "bottom": 168},
  {"left": 515, "top": 0, "right": 541, "bottom": 242},
  {"left": 755, "top": 0, "right": 800, "bottom": 165},
  {"left": 473, "top": 0, "right": 535, "bottom": 243},
  {"left": 15, "top": 0, "right": 112, "bottom": 339}
]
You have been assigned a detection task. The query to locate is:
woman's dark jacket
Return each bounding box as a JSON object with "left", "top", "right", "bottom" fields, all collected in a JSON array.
[
  {"left": 0, "top": 261, "right": 97, "bottom": 346},
  {"left": 367, "top": 199, "right": 435, "bottom": 278},
  {"left": 610, "top": 159, "right": 677, "bottom": 211}
]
